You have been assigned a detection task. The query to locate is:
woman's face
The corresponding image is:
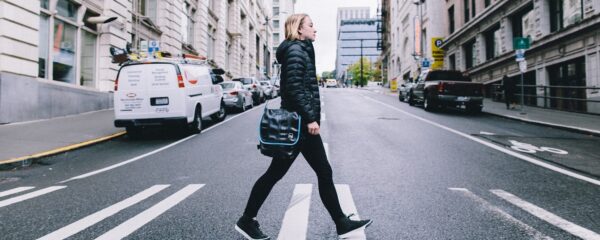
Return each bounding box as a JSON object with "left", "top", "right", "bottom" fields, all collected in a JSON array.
[{"left": 299, "top": 17, "right": 317, "bottom": 41}]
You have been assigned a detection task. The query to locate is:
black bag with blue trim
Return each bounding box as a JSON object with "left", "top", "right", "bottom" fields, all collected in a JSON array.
[{"left": 257, "top": 101, "right": 301, "bottom": 160}]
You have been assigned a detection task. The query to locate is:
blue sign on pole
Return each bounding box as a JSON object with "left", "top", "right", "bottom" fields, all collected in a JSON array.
[
  {"left": 148, "top": 40, "right": 160, "bottom": 53},
  {"left": 422, "top": 58, "right": 430, "bottom": 68}
]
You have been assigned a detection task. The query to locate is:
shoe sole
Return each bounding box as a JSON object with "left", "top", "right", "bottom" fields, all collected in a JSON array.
[
  {"left": 338, "top": 220, "right": 373, "bottom": 239},
  {"left": 235, "top": 224, "right": 270, "bottom": 240}
]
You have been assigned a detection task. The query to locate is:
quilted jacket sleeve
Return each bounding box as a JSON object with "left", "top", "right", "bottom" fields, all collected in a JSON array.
[{"left": 284, "top": 44, "right": 317, "bottom": 123}]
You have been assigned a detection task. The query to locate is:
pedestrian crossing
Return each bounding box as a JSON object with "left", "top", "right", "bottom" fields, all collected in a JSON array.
[{"left": 0, "top": 183, "right": 368, "bottom": 240}]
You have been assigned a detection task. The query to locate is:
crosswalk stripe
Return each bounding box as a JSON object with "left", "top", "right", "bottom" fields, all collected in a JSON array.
[
  {"left": 449, "top": 188, "right": 551, "bottom": 240},
  {"left": 37, "top": 185, "right": 169, "bottom": 240},
  {"left": 277, "top": 184, "right": 313, "bottom": 240},
  {"left": 491, "top": 189, "right": 600, "bottom": 240},
  {"left": 324, "top": 143, "right": 330, "bottom": 163},
  {"left": 336, "top": 184, "right": 366, "bottom": 239},
  {"left": 321, "top": 113, "right": 327, "bottom": 121},
  {"left": 95, "top": 184, "right": 204, "bottom": 240},
  {"left": 0, "top": 186, "right": 66, "bottom": 208},
  {"left": 0, "top": 186, "right": 35, "bottom": 198}
]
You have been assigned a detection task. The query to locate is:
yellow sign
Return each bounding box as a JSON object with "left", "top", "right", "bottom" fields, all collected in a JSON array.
[
  {"left": 431, "top": 37, "right": 445, "bottom": 70},
  {"left": 390, "top": 78, "right": 398, "bottom": 92}
]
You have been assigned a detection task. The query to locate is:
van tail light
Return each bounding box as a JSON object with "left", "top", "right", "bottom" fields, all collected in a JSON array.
[
  {"left": 229, "top": 91, "right": 238, "bottom": 96},
  {"left": 114, "top": 79, "right": 119, "bottom": 91},
  {"left": 177, "top": 74, "right": 185, "bottom": 88},
  {"left": 437, "top": 82, "right": 445, "bottom": 93}
]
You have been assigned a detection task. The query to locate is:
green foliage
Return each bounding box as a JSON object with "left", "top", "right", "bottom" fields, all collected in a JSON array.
[{"left": 348, "top": 57, "right": 372, "bottom": 87}]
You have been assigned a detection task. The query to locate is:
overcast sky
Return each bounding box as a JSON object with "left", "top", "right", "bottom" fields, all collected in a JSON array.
[{"left": 295, "top": 0, "right": 379, "bottom": 75}]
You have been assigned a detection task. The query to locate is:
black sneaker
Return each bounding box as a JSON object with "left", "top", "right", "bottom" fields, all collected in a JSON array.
[
  {"left": 235, "top": 215, "right": 270, "bottom": 240},
  {"left": 335, "top": 214, "right": 373, "bottom": 239}
]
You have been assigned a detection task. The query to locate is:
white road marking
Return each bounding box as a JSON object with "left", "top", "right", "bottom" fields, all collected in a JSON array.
[
  {"left": 491, "top": 189, "right": 600, "bottom": 240},
  {"left": 277, "top": 184, "right": 312, "bottom": 240},
  {"left": 59, "top": 105, "right": 264, "bottom": 184},
  {"left": 321, "top": 113, "right": 327, "bottom": 121},
  {"left": 324, "top": 142, "right": 330, "bottom": 163},
  {"left": 364, "top": 96, "right": 600, "bottom": 187},
  {"left": 336, "top": 184, "right": 367, "bottom": 239},
  {"left": 0, "top": 186, "right": 35, "bottom": 198},
  {"left": 449, "top": 188, "right": 552, "bottom": 240},
  {"left": 38, "top": 185, "right": 169, "bottom": 240},
  {"left": 0, "top": 186, "right": 66, "bottom": 208},
  {"left": 95, "top": 184, "right": 205, "bottom": 240},
  {"left": 479, "top": 131, "right": 495, "bottom": 135}
]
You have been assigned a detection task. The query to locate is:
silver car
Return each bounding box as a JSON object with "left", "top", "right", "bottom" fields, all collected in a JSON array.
[
  {"left": 220, "top": 81, "right": 254, "bottom": 112},
  {"left": 232, "top": 77, "right": 265, "bottom": 105},
  {"left": 260, "top": 81, "right": 277, "bottom": 99}
]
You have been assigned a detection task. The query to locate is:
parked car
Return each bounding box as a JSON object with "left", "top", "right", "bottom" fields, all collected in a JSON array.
[
  {"left": 271, "top": 78, "right": 280, "bottom": 97},
  {"left": 398, "top": 80, "right": 416, "bottom": 102},
  {"left": 220, "top": 81, "right": 254, "bottom": 112},
  {"left": 114, "top": 59, "right": 227, "bottom": 136},
  {"left": 326, "top": 79, "right": 338, "bottom": 88},
  {"left": 260, "top": 81, "right": 276, "bottom": 99},
  {"left": 233, "top": 77, "right": 265, "bottom": 105},
  {"left": 408, "top": 70, "right": 484, "bottom": 113}
]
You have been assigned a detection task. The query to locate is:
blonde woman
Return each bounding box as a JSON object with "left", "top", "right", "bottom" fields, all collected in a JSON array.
[{"left": 235, "top": 14, "right": 372, "bottom": 240}]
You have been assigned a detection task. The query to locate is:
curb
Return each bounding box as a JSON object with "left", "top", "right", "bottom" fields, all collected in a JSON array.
[
  {"left": 483, "top": 111, "right": 600, "bottom": 137},
  {"left": 0, "top": 131, "right": 127, "bottom": 166}
]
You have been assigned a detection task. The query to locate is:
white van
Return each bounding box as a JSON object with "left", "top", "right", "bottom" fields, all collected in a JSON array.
[{"left": 114, "top": 60, "right": 226, "bottom": 136}]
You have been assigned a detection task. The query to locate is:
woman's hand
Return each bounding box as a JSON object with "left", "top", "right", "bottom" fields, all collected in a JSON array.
[{"left": 307, "top": 121, "right": 320, "bottom": 135}]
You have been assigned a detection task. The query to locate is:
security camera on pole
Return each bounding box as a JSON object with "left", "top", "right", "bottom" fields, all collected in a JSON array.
[{"left": 513, "top": 37, "right": 530, "bottom": 115}]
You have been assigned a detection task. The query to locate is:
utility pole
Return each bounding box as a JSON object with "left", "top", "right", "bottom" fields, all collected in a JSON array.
[{"left": 360, "top": 39, "right": 363, "bottom": 87}]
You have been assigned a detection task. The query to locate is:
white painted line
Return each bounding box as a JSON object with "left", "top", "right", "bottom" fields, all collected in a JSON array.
[
  {"left": 38, "top": 185, "right": 169, "bottom": 240},
  {"left": 321, "top": 113, "right": 327, "bottom": 121},
  {"left": 489, "top": 113, "right": 600, "bottom": 136},
  {"left": 479, "top": 131, "right": 496, "bottom": 135},
  {"left": 336, "top": 184, "right": 366, "bottom": 240},
  {"left": 324, "top": 142, "right": 330, "bottom": 163},
  {"left": 59, "top": 105, "right": 264, "bottom": 184},
  {"left": 0, "top": 186, "right": 66, "bottom": 208},
  {"left": 95, "top": 184, "right": 205, "bottom": 240},
  {"left": 364, "top": 96, "right": 600, "bottom": 187},
  {"left": 491, "top": 189, "right": 600, "bottom": 240},
  {"left": 277, "top": 184, "right": 312, "bottom": 240},
  {"left": 0, "top": 186, "right": 35, "bottom": 198},
  {"left": 449, "top": 188, "right": 552, "bottom": 240}
]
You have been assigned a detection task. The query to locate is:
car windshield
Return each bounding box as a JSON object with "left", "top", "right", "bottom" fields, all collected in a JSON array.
[
  {"left": 234, "top": 78, "right": 253, "bottom": 85},
  {"left": 220, "top": 82, "right": 236, "bottom": 90},
  {"left": 426, "top": 71, "right": 471, "bottom": 81}
]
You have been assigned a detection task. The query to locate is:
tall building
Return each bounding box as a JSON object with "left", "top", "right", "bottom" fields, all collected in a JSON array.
[
  {"left": 335, "top": 18, "right": 381, "bottom": 84},
  {"left": 379, "top": 0, "right": 446, "bottom": 84},
  {"left": 270, "top": 0, "right": 296, "bottom": 77},
  {"left": 336, "top": 7, "right": 370, "bottom": 37},
  {"left": 441, "top": 0, "right": 600, "bottom": 114},
  {"left": 0, "top": 0, "right": 274, "bottom": 124}
]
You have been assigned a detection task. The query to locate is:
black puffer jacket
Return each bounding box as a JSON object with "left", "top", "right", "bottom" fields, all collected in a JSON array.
[{"left": 276, "top": 40, "right": 321, "bottom": 124}]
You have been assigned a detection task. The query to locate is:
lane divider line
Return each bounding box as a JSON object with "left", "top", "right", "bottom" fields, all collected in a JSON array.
[
  {"left": 277, "top": 184, "right": 313, "bottom": 240},
  {"left": 59, "top": 104, "right": 264, "bottom": 184},
  {"left": 38, "top": 185, "right": 170, "bottom": 240},
  {"left": 0, "top": 186, "right": 66, "bottom": 208},
  {"left": 95, "top": 184, "right": 205, "bottom": 240},
  {"left": 0, "top": 186, "right": 35, "bottom": 198},
  {"left": 449, "top": 188, "right": 552, "bottom": 240},
  {"left": 0, "top": 132, "right": 126, "bottom": 165},
  {"left": 336, "top": 184, "right": 367, "bottom": 239},
  {"left": 363, "top": 96, "right": 600, "bottom": 187},
  {"left": 491, "top": 189, "right": 600, "bottom": 240}
]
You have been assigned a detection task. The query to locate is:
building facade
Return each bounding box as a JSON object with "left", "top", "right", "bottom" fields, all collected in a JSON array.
[
  {"left": 270, "top": 0, "right": 295, "bottom": 77},
  {"left": 0, "top": 0, "right": 274, "bottom": 124},
  {"left": 337, "top": 7, "right": 370, "bottom": 38},
  {"left": 380, "top": 0, "right": 446, "bottom": 84},
  {"left": 335, "top": 18, "right": 381, "bottom": 83},
  {"left": 442, "top": 0, "right": 600, "bottom": 114}
]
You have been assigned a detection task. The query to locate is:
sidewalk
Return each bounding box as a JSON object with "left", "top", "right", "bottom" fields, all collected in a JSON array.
[{"left": 0, "top": 110, "right": 124, "bottom": 165}]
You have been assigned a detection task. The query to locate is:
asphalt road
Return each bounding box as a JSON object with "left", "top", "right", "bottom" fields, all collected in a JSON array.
[{"left": 1, "top": 88, "right": 599, "bottom": 240}]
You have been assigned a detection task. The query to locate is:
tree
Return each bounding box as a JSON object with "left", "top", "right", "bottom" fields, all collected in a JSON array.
[
  {"left": 348, "top": 57, "right": 372, "bottom": 87},
  {"left": 372, "top": 60, "right": 382, "bottom": 82}
]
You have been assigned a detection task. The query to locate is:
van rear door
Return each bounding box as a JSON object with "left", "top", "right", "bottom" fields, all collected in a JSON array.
[{"left": 115, "top": 63, "right": 183, "bottom": 119}]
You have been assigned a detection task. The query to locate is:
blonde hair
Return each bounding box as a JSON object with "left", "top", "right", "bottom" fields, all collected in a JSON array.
[{"left": 284, "top": 13, "right": 309, "bottom": 41}]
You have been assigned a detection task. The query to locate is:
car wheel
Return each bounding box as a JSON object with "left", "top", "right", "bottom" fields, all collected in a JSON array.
[
  {"left": 407, "top": 93, "right": 415, "bottom": 106},
  {"left": 424, "top": 96, "right": 436, "bottom": 111},
  {"left": 399, "top": 92, "right": 405, "bottom": 102},
  {"left": 189, "top": 107, "right": 202, "bottom": 134},
  {"left": 211, "top": 101, "right": 227, "bottom": 122},
  {"left": 240, "top": 99, "right": 247, "bottom": 112}
]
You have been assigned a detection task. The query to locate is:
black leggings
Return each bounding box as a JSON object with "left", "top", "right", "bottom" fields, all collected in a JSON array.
[{"left": 243, "top": 133, "right": 346, "bottom": 221}]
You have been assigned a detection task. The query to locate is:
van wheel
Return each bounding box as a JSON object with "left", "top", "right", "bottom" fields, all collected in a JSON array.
[
  {"left": 211, "top": 101, "right": 227, "bottom": 122},
  {"left": 190, "top": 107, "right": 202, "bottom": 134},
  {"left": 126, "top": 127, "right": 142, "bottom": 139}
]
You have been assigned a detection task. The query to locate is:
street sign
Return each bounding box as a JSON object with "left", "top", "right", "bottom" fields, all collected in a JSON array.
[
  {"left": 422, "top": 58, "right": 430, "bottom": 69},
  {"left": 140, "top": 40, "right": 148, "bottom": 52},
  {"left": 513, "top": 37, "right": 530, "bottom": 49},
  {"left": 148, "top": 40, "right": 160, "bottom": 52},
  {"left": 515, "top": 49, "right": 525, "bottom": 62},
  {"left": 431, "top": 37, "right": 445, "bottom": 70},
  {"left": 519, "top": 60, "right": 527, "bottom": 73}
]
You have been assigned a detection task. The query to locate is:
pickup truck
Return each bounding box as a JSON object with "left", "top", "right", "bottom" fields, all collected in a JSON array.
[{"left": 407, "top": 70, "right": 484, "bottom": 113}]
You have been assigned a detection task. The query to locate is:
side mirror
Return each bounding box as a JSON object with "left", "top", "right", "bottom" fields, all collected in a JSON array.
[
  {"left": 212, "top": 68, "right": 225, "bottom": 75},
  {"left": 212, "top": 75, "right": 224, "bottom": 84}
]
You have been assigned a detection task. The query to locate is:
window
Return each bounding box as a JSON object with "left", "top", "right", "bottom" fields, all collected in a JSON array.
[
  {"left": 464, "top": 0, "right": 470, "bottom": 23},
  {"left": 40, "top": 0, "right": 49, "bottom": 9},
  {"left": 273, "top": 7, "right": 279, "bottom": 16},
  {"left": 273, "top": 33, "right": 280, "bottom": 44},
  {"left": 471, "top": 0, "right": 476, "bottom": 18},
  {"left": 448, "top": 6, "right": 455, "bottom": 34},
  {"left": 549, "top": 0, "right": 583, "bottom": 32},
  {"left": 256, "top": 35, "right": 260, "bottom": 65},
  {"left": 511, "top": 4, "right": 534, "bottom": 39},
  {"left": 80, "top": 30, "right": 97, "bottom": 87},
  {"left": 485, "top": 25, "right": 501, "bottom": 60},
  {"left": 449, "top": 54, "right": 456, "bottom": 70},
  {"left": 485, "top": 0, "right": 491, "bottom": 7},
  {"left": 273, "top": 20, "right": 279, "bottom": 29},
  {"left": 226, "top": 40, "right": 231, "bottom": 70},
  {"left": 207, "top": 25, "right": 216, "bottom": 59},
  {"left": 135, "top": 0, "right": 146, "bottom": 15},
  {"left": 181, "top": 4, "right": 195, "bottom": 44},
  {"left": 38, "top": 14, "right": 50, "bottom": 78},
  {"left": 53, "top": 18, "right": 77, "bottom": 83},
  {"left": 464, "top": 39, "right": 476, "bottom": 69},
  {"left": 56, "top": 0, "right": 78, "bottom": 22}
]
